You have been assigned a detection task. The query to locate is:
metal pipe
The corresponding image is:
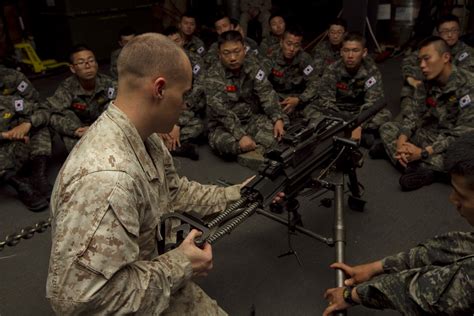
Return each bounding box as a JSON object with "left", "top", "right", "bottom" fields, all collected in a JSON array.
[{"left": 334, "top": 181, "right": 346, "bottom": 316}]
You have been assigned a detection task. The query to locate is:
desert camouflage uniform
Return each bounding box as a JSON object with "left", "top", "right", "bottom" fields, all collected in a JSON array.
[
  {"left": 183, "top": 35, "right": 206, "bottom": 57},
  {"left": 400, "top": 40, "right": 474, "bottom": 113},
  {"left": 47, "top": 103, "right": 242, "bottom": 315},
  {"left": 265, "top": 46, "right": 319, "bottom": 118},
  {"left": 0, "top": 66, "right": 51, "bottom": 159},
  {"left": 309, "top": 58, "right": 391, "bottom": 129},
  {"left": 240, "top": 0, "right": 271, "bottom": 37},
  {"left": 48, "top": 73, "right": 117, "bottom": 152},
  {"left": 356, "top": 231, "right": 474, "bottom": 315},
  {"left": 380, "top": 66, "right": 474, "bottom": 171},
  {"left": 312, "top": 40, "right": 342, "bottom": 76},
  {"left": 109, "top": 48, "right": 121, "bottom": 79},
  {"left": 205, "top": 57, "right": 285, "bottom": 156}
]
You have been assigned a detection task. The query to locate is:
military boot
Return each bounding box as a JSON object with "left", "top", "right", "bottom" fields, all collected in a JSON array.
[
  {"left": 30, "top": 155, "right": 53, "bottom": 199},
  {"left": 5, "top": 174, "right": 49, "bottom": 212}
]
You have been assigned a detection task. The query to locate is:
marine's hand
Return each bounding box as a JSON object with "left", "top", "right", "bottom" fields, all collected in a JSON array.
[
  {"left": 323, "top": 287, "right": 351, "bottom": 316},
  {"left": 178, "top": 229, "right": 213, "bottom": 277}
]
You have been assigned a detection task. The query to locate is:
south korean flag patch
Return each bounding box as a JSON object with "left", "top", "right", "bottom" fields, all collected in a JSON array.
[
  {"left": 459, "top": 94, "right": 471, "bottom": 108},
  {"left": 107, "top": 87, "right": 115, "bottom": 100},
  {"left": 365, "top": 76, "right": 377, "bottom": 89},
  {"left": 255, "top": 69, "right": 265, "bottom": 81},
  {"left": 17, "top": 80, "right": 28, "bottom": 93},
  {"left": 197, "top": 46, "right": 205, "bottom": 55},
  {"left": 245, "top": 46, "right": 250, "bottom": 54},
  {"left": 303, "top": 65, "right": 314, "bottom": 76},
  {"left": 458, "top": 52, "right": 469, "bottom": 62},
  {"left": 14, "top": 99, "right": 24, "bottom": 112},
  {"left": 193, "top": 64, "right": 201, "bottom": 75}
]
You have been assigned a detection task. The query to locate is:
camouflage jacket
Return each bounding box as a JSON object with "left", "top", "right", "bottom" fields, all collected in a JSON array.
[
  {"left": 0, "top": 95, "right": 39, "bottom": 132},
  {"left": 400, "top": 65, "right": 474, "bottom": 154},
  {"left": 240, "top": 0, "right": 271, "bottom": 12},
  {"left": 204, "top": 39, "right": 262, "bottom": 68},
  {"left": 47, "top": 73, "right": 117, "bottom": 136},
  {"left": 402, "top": 40, "right": 474, "bottom": 81},
  {"left": 265, "top": 46, "right": 319, "bottom": 103},
  {"left": 180, "top": 50, "right": 207, "bottom": 126},
  {"left": 47, "top": 103, "right": 242, "bottom": 315},
  {"left": 205, "top": 57, "right": 285, "bottom": 140},
  {"left": 0, "top": 65, "right": 50, "bottom": 128},
  {"left": 109, "top": 48, "right": 121, "bottom": 80},
  {"left": 183, "top": 35, "right": 206, "bottom": 57},
  {"left": 259, "top": 34, "right": 281, "bottom": 57},
  {"left": 356, "top": 231, "right": 474, "bottom": 315},
  {"left": 317, "top": 58, "right": 384, "bottom": 116},
  {"left": 312, "top": 40, "right": 341, "bottom": 76}
]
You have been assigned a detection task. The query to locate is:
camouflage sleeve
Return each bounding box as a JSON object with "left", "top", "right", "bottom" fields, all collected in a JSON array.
[
  {"left": 29, "top": 101, "right": 51, "bottom": 128},
  {"left": 205, "top": 77, "right": 247, "bottom": 140},
  {"left": 204, "top": 44, "right": 218, "bottom": 68},
  {"left": 456, "top": 45, "right": 474, "bottom": 73},
  {"left": 399, "top": 87, "right": 426, "bottom": 138},
  {"left": 252, "top": 69, "right": 285, "bottom": 123},
  {"left": 318, "top": 66, "right": 338, "bottom": 111},
  {"left": 401, "top": 51, "right": 419, "bottom": 79},
  {"left": 299, "top": 57, "right": 319, "bottom": 103},
  {"left": 47, "top": 83, "right": 83, "bottom": 135},
  {"left": 159, "top": 136, "right": 242, "bottom": 215},
  {"left": 356, "top": 255, "right": 474, "bottom": 314},
  {"left": 361, "top": 69, "right": 385, "bottom": 113},
  {"left": 15, "top": 72, "right": 41, "bottom": 102},
  {"left": 48, "top": 171, "right": 194, "bottom": 315},
  {"left": 431, "top": 94, "right": 474, "bottom": 154},
  {"left": 110, "top": 50, "right": 119, "bottom": 80}
]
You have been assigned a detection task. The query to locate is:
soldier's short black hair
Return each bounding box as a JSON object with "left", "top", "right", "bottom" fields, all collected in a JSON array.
[
  {"left": 418, "top": 36, "right": 450, "bottom": 55},
  {"left": 163, "top": 26, "right": 180, "bottom": 37},
  {"left": 218, "top": 30, "right": 243, "bottom": 48},
  {"left": 213, "top": 9, "right": 230, "bottom": 25},
  {"left": 445, "top": 133, "right": 474, "bottom": 188},
  {"left": 284, "top": 24, "right": 304, "bottom": 38},
  {"left": 437, "top": 14, "right": 460, "bottom": 30},
  {"left": 68, "top": 44, "right": 93, "bottom": 63},
  {"left": 230, "top": 18, "right": 240, "bottom": 29},
  {"left": 118, "top": 26, "right": 136, "bottom": 39},
  {"left": 268, "top": 12, "right": 285, "bottom": 24},
  {"left": 342, "top": 32, "right": 366, "bottom": 48},
  {"left": 328, "top": 17, "right": 347, "bottom": 31},
  {"left": 181, "top": 10, "right": 197, "bottom": 21}
]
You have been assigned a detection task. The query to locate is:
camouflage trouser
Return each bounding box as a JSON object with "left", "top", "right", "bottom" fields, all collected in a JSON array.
[
  {"left": 30, "top": 126, "right": 52, "bottom": 157},
  {"left": 0, "top": 140, "right": 29, "bottom": 178},
  {"left": 162, "top": 282, "right": 226, "bottom": 316},
  {"left": 179, "top": 110, "right": 204, "bottom": 142},
  {"left": 50, "top": 113, "right": 82, "bottom": 152},
  {"left": 379, "top": 121, "right": 444, "bottom": 171},
  {"left": 209, "top": 115, "right": 277, "bottom": 156}
]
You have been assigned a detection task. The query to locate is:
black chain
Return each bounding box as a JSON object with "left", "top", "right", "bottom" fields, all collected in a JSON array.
[{"left": 0, "top": 218, "right": 51, "bottom": 252}]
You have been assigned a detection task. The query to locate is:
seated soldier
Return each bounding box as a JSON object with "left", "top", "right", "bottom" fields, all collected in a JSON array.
[
  {"left": 376, "top": 36, "right": 474, "bottom": 191},
  {"left": 179, "top": 10, "right": 206, "bottom": 57},
  {"left": 204, "top": 13, "right": 262, "bottom": 68},
  {"left": 0, "top": 94, "right": 50, "bottom": 211},
  {"left": 48, "top": 45, "right": 117, "bottom": 152},
  {"left": 163, "top": 26, "right": 206, "bottom": 160},
  {"left": 110, "top": 26, "right": 136, "bottom": 79},
  {"left": 265, "top": 24, "right": 319, "bottom": 119},
  {"left": 259, "top": 13, "right": 286, "bottom": 57},
  {"left": 205, "top": 30, "right": 285, "bottom": 169},
  {"left": 0, "top": 65, "right": 53, "bottom": 201},
  {"left": 239, "top": 0, "right": 271, "bottom": 38},
  {"left": 312, "top": 18, "right": 347, "bottom": 76},
  {"left": 308, "top": 32, "right": 392, "bottom": 148},
  {"left": 323, "top": 132, "right": 474, "bottom": 316},
  {"left": 401, "top": 14, "right": 474, "bottom": 115}
]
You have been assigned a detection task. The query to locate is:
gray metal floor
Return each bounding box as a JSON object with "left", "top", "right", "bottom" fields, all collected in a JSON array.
[{"left": 0, "top": 58, "right": 470, "bottom": 315}]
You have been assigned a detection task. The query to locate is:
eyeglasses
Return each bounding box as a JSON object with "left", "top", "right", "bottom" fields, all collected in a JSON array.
[
  {"left": 73, "top": 58, "right": 96, "bottom": 67},
  {"left": 439, "top": 28, "right": 460, "bottom": 36}
]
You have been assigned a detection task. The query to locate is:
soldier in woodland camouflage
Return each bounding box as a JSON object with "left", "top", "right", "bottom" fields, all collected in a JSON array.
[
  {"left": 259, "top": 14, "right": 286, "bottom": 57},
  {"left": 323, "top": 132, "right": 474, "bottom": 316},
  {"left": 400, "top": 14, "right": 474, "bottom": 115},
  {"left": 109, "top": 26, "right": 136, "bottom": 79},
  {"left": 265, "top": 25, "right": 319, "bottom": 120},
  {"left": 312, "top": 18, "right": 347, "bottom": 76},
  {"left": 47, "top": 33, "right": 251, "bottom": 315},
  {"left": 377, "top": 36, "right": 474, "bottom": 191},
  {"left": 0, "top": 65, "right": 51, "bottom": 210},
  {"left": 309, "top": 33, "right": 391, "bottom": 148},
  {"left": 205, "top": 31, "right": 285, "bottom": 169},
  {"left": 48, "top": 45, "right": 116, "bottom": 152}
]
